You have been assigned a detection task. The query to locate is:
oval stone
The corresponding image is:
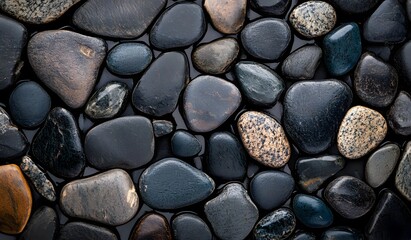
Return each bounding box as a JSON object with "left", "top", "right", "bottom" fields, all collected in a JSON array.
[
  {"left": 281, "top": 45, "right": 322, "bottom": 80},
  {"left": 204, "top": 0, "right": 246, "bottom": 34},
  {"left": 366, "top": 144, "right": 400, "bottom": 188},
  {"left": 58, "top": 222, "right": 118, "bottom": 240},
  {"left": 291, "top": 231, "right": 316, "bottom": 240},
  {"left": 171, "top": 130, "right": 201, "bottom": 158},
  {"left": 292, "top": 194, "right": 333, "bottom": 228},
  {"left": 387, "top": 91, "right": 411, "bottom": 136},
  {"left": 130, "top": 213, "right": 172, "bottom": 240},
  {"left": 254, "top": 208, "right": 296, "bottom": 240},
  {"left": 395, "top": 141, "right": 411, "bottom": 201},
  {"left": 172, "top": 213, "right": 212, "bottom": 240},
  {"left": 19, "top": 206, "right": 57, "bottom": 240}
]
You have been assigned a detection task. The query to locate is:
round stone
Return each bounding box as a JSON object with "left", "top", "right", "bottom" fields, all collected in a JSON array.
[
  {"left": 365, "top": 144, "right": 400, "bottom": 188},
  {"left": 387, "top": 91, "right": 411, "bottom": 136},
  {"left": 204, "top": 0, "right": 247, "bottom": 34},
  {"left": 254, "top": 208, "right": 296, "bottom": 240},
  {"left": 130, "top": 213, "right": 172, "bottom": 240},
  {"left": 172, "top": 213, "right": 212, "bottom": 240},
  {"left": 281, "top": 44, "right": 323, "bottom": 80},
  {"left": 153, "top": 120, "right": 174, "bottom": 137},
  {"left": 292, "top": 194, "right": 333, "bottom": 228},
  {"left": 171, "top": 130, "right": 201, "bottom": 158}
]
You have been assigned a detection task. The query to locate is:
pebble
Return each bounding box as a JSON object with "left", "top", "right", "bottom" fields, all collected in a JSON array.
[
  {"left": 387, "top": 91, "right": 411, "bottom": 136},
  {"left": 0, "top": 164, "right": 32, "bottom": 234},
  {"left": 0, "top": 107, "right": 28, "bottom": 160},
  {"left": 291, "top": 231, "right": 316, "bottom": 240},
  {"left": 237, "top": 111, "right": 291, "bottom": 168},
  {"left": 130, "top": 213, "right": 172, "bottom": 240},
  {"left": 365, "top": 144, "right": 400, "bottom": 188},
  {"left": 254, "top": 208, "right": 296, "bottom": 240},
  {"left": 150, "top": 3, "right": 206, "bottom": 50},
  {"left": 192, "top": 38, "right": 239, "bottom": 74},
  {"left": 204, "top": 0, "right": 246, "bottom": 34},
  {"left": 20, "top": 156, "right": 56, "bottom": 202},
  {"left": 329, "top": 0, "right": 380, "bottom": 14},
  {"left": 31, "top": 107, "right": 86, "bottom": 178},
  {"left": 241, "top": 18, "right": 291, "bottom": 61},
  {"left": 250, "top": 0, "right": 291, "bottom": 16},
  {"left": 171, "top": 131, "right": 200, "bottom": 158},
  {"left": 324, "top": 176, "right": 376, "bottom": 219},
  {"left": 153, "top": 120, "right": 174, "bottom": 137},
  {"left": 363, "top": 0, "right": 407, "bottom": 44},
  {"left": 250, "top": 170, "right": 295, "bottom": 211},
  {"left": 9, "top": 81, "right": 51, "bottom": 128},
  {"left": 85, "top": 116, "right": 154, "bottom": 170},
  {"left": 393, "top": 40, "right": 411, "bottom": 91},
  {"left": 60, "top": 169, "right": 138, "bottom": 226},
  {"left": 206, "top": 131, "right": 247, "bottom": 181},
  {"left": 19, "top": 206, "right": 57, "bottom": 240},
  {"left": 132, "top": 52, "right": 188, "bottom": 117},
  {"left": 0, "top": 15, "right": 27, "bottom": 90},
  {"left": 281, "top": 45, "right": 322, "bottom": 80},
  {"left": 183, "top": 75, "right": 241, "bottom": 132},
  {"left": 292, "top": 194, "right": 333, "bottom": 228},
  {"left": 204, "top": 183, "right": 259, "bottom": 240},
  {"left": 106, "top": 42, "right": 152, "bottom": 76},
  {"left": 28, "top": 30, "right": 106, "bottom": 109},
  {"left": 354, "top": 52, "right": 398, "bottom": 107},
  {"left": 321, "top": 227, "right": 363, "bottom": 240},
  {"left": 73, "top": 0, "right": 166, "bottom": 38},
  {"left": 234, "top": 61, "right": 285, "bottom": 107},
  {"left": 284, "top": 80, "right": 353, "bottom": 154},
  {"left": 139, "top": 158, "right": 215, "bottom": 209},
  {"left": 289, "top": 1, "right": 336, "bottom": 38},
  {"left": 58, "top": 222, "right": 118, "bottom": 240},
  {"left": 296, "top": 155, "right": 345, "bottom": 193},
  {"left": 172, "top": 213, "right": 212, "bottom": 240},
  {"left": 395, "top": 141, "right": 411, "bottom": 201},
  {"left": 337, "top": 106, "right": 387, "bottom": 159},
  {"left": 323, "top": 23, "right": 362, "bottom": 76}
]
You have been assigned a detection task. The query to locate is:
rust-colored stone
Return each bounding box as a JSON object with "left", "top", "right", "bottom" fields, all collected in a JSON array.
[
  {"left": 130, "top": 213, "right": 172, "bottom": 240},
  {"left": 204, "top": 0, "right": 247, "bottom": 34}
]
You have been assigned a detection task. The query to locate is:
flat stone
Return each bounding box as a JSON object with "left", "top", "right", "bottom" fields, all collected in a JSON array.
[
  {"left": 284, "top": 80, "right": 353, "bottom": 154},
  {"left": 393, "top": 41, "right": 411, "bottom": 91},
  {"left": 365, "top": 144, "right": 400, "bottom": 188},
  {"left": 0, "top": 0, "right": 80, "bottom": 24},
  {"left": 132, "top": 52, "right": 188, "bottom": 117},
  {"left": 354, "top": 52, "right": 398, "bottom": 107},
  {"left": 254, "top": 208, "right": 296, "bottom": 240},
  {"left": 130, "top": 213, "right": 172, "bottom": 240},
  {"left": 296, "top": 155, "right": 345, "bottom": 193},
  {"left": 237, "top": 111, "right": 291, "bottom": 168},
  {"left": 19, "top": 206, "right": 57, "bottom": 240},
  {"left": 321, "top": 227, "right": 363, "bottom": 240},
  {"left": 292, "top": 194, "right": 333, "bottom": 228},
  {"left": 0, "top": 15, "right": 27, "bottom": 90},
  {"left": 183, "top": 75, "right": 241, "bottom": 132},
  {"left": 205, "top": 183, "right": 259, "bottom": 240},
  {"left": 329, "top": 0, "right": 380, "bottom": 14},
  {"left": 337, "top": 106, "right": 387, "bottom": 159},
  {"left": 234, "top": 61, "right": 285, "bottom": 107},
  {"left": 289, "top": 1, "right": 336, "bottom": 38},
  {"left": 206, "top": 131, "right": 247, "bottom": 181},
  {"left": 0, "top": 107, "right": 28, "bottom": 160},
  {"left": 241, "top": 18, "right": 291, "bottom": 61},
  {"left": 85, "top": 116, "right": 154, "bottom": 170},
  {"left": 171, "top": 130, "right": 201, "bottom": 158},
  {"left": 0, "top": 164, "right": 32, "bottom": 234},
  {"left": 172, "top": 213, "right": 212, "bottom": 240},
  {"left": 387, "top": 91, "right": 411, "bottom": 136},
  {"left": 150, "top": 3, "right": 206, "bottom": 50},
  {"left": 31, "top": 107, "right": 85, "bottom": 178},
  {"left": 139, "top": 158, "right": 215, "bottom": 209},
  {"left": 60, "top": 169, "right": 138, "bottom": 226},
  {"left": 250, "top": 170, "right": 294, "bottom": 211},
  {"left": 153, "top": 120, "right": 174, "bottom": 137},
  {"left": 291, "top": 231, "right": 316, "bottom": 240},
  {"left": 363, "top": 0, "right": 407, "bottom": 44},
  {"left": 323, "top": 23, "right": 362, "bottom": 76},
  {"left": 106, "top": 42, "right": 152, "bottom": 76},
  {"left": 250, "top": 0, "right": 291, "bottom": 16},
  {"left": 395, "top": 141, "right": 411, "bottom": 201},
  {"left": 281, "top": 45, "right": 322, "bottom": 80},
  {"left": 28, "top": 30, "right": 106, "bottom": 109},
  {"left": 204, "top": 0, "right": 246, "bottom": 34},
  {"left": 58, "top": 222, "right": 118, "bottom": 240},
  {"left": 324, "top": 176, "right": 376, "bottom": 219},
  {"left": 192, "top": 38, "right": 239, "bottom": 74},
  {"left": 73, "top": 0, "right": 166, "bottom": 38}
]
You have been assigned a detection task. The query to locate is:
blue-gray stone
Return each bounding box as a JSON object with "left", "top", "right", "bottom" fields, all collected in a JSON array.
[
  {"left": 281, "top": 45, "right": 322, "bottom": 80},
  {"left": 330, "top": 0, "right": 380, "bottom": 14},
  {"left": 323, "top": 23, "right": 362, "bottom": 76},
  {"left": 171, "top": 130, "right": 201, "bottom": 158},
  {"left": 292, "top": 194, "right": 333, "bottom": 228},
  {"left": 172, "top": 213, "right": 212, "bottom": 240},
  {"left": 139, "top": 158, "right": 215, "bottom": 210},
  {"left": 153, "top": 120, "right": 174, "bottom": 137},
  {"left": 321, "top": 227, "right": 363, "bottom": 240},
  {"left": 250, "top": 0, "right": 291, "bottom": 16},
  {"left": 254, "top": 208, "right": 296, "bottom": 240},
  {"left": 365, "top": 144, "right": 400, "bottom": 188}
]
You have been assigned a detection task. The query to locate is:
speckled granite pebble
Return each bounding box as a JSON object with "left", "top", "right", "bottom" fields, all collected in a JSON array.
[
  {"left": 395, "top": 141, "right": 411, "bottom": 201},
  {"left": 254, "top": 208, "right": 296, "bottom": 240},
  {"left": 204, "top": 0, "right": 247, "bottom": 34}
]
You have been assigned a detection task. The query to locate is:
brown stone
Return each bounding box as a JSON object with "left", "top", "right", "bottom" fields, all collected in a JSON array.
[
  {"left": 0, "top": 164, "right": 32, "bottom": 234},
  {"left": 204, "top": 0, "right": 247, "bottom": 34},
  {"left": 130, "top": 213, "right": 172, "bottom": 240}
]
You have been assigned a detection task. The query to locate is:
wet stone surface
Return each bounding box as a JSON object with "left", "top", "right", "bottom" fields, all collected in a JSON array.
[{"left": 254, "top": 208, "right": 296, "bottom": 240}]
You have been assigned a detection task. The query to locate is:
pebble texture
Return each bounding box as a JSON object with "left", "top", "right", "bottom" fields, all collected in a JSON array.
[
  {"left": 365, "top": 144, "right": 400, "bottom": 188},
  {"left": 395, "top": 141, "right": 411, "bottom": 201},
  {"left": 58, "top": 222, "right": 118, "bottom": 240},
  {"left": 281, "top": 45, "right": 322, "bottom": 80},
  {"left": 0, "top": 107, "right": 28, "bottom": 160},
  {"left": 387, "top": 91, "right": 411, "bottom": 136},
  {"left": 130, "top": 213, "right": 172, "bottom": 240},
  {"left": 172, "top": 213, "right": 212, "bottom": 240},
  {"left": 19, "top": 206, "right": 57, "bottom": 240},
  {"left": 254, "top": 208, "right": 296, "bottom": 240},
  {"left": 204, "top": 0, "right": 247, "bottom": 34}
]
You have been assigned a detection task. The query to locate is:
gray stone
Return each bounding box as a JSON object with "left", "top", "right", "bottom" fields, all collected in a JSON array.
[
  {"left": 387, "top": 91, "right": 411, "bottom": 136},
  {"left": 0, "top": 107, "right": 28, "bottom": 160},
  {"left": 58, "top": 222, "right": 118, "bottom": 240},
  {"left": 153, "top": 120, "right": 174, "bottom": 137},
  {"left": 172, "top": 213, "right": 212, "bottom": 240},
  {"left": 366, "top": 144, "right": 400, "bottom": 188},
  {"left": 281, "top": 45, "right": 322, "bottom": 80},
  {"left": 395, "top": 141, "right": 411, "bottom": 201}
]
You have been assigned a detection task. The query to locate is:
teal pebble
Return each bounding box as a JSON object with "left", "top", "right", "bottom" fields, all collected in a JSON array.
[{"left": 293, "top": 194, "right": 333, "bottom": 228}]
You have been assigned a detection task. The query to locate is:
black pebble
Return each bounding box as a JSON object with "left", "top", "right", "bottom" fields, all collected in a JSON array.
[
  {"left": 58, "top": 222, "right": 118, "bottom": 240},
  {"left": 19, "top": 206, "right": 58, "bottom": 240}
]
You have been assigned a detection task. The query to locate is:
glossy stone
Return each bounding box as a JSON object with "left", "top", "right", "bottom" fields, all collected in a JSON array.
[
  {"left": 204, "top": 0, "right": 246, "bottom": 34},
  {"left": 241, "top": 18, "right": 291, "bottom": 61},
  {"left": 365, "top": 144, "right": 400, "bottom": 188},
  {"left": 321, "top": 227, "right": 363, "bottom": 240},
  {"left": 130, "top": 213, "right": 172, "bottom": 240},
  {"left": 205, "top": 183, "right": 259, "bottom": 240},
  {"left": 0, "top": 164, "right": 32, "bottom": 234},
  {"left": 19, "top": 206, "right": 57, "bottom": 240},
  {"left": 73, "top": 0, "right": 166, "bottom": 38},
  {"left": 337, "top": 106, "right": 387, "bottom": 159},
  {"left": 284, "top": 80, "right": 353, "bottom": 154},
  {"left": 183, "top": 75, "right": 241, "bottom": 132},
  {"left": 387, "top": 91, "right": 411, "bottom": 136},
  {"left": 329, "top": 0, "right": 380, "bottom": 14},
  {"left": 60, "top": 169, "right": 138, "bottom": 226},
  {"left": 323, "top": 23, "right": 362, "bottom": 76},
  {"left": 237, "top": 111, "right": 291, "bottom": 168},
  {"left": 254, "top": 208, "right": 296, "bottom": 240},
  {"left": 139, "top": 158, "right": 215, "bottom": 209},
  {"left": 281, "top": 45, "right": 322, "bottom": 80},
  {"left": 28, "top": 30, "right": 106, "bottom": 109},
  {"left": 324, "top": 176, "right": 376, "bottom": 219},
  {"left": 171, "top": 130, "right": 201, "bottom": 158},
  {"left": 192, "top": 38, "right": 239, "bottom": 74},
  {"left": 150, "top": 3, "right": 206, "bottom": 50},
  {"left": 58, "top": 222, "right": 118, "bottom": 240},
  {"left": 172, "top": 213, "right": 212, "bottom": 240},
  {"left": 393, "top": 41, "right": 411, "bottom": 91},
  {"left": 289, "top": 1, "right": 336, "bottom": 38},
  {"left": 250, "top": 0, "right": 291, "bottom": 16},
  {"left": 0, "top": 107, "right": 28, "bottom": 160},
  {"left": 234, "top": 61, "right": 285, "bottom": 107},
  {"left": 106, "top": 42, "right": 152, "bottom": 76},
  {"left": 395, "top": 141, "right": 411, "bottom": 201},
  {"left": 250, "top": 171, "right": 294, "bottom": 211},
  {"left": 153, "top": 120, "right": 174, "bottom": 137},
  {"left": 293, "top": 194, "right": 333, "bottom": 228},
  {"left": 132, "top": 52, "right": 188, "bottom": 117},
  {"left": 31, "top": 107, "right": 85, "bottom": 178}
]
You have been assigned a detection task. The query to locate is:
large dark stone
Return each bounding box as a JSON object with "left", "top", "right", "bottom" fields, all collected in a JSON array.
[
  {"left": 329, "top": 0, "right": 381, "bottom": 14},
  {"left": 58, "top": 222, "right": 118, "bottom": 240},
  {"left": 281, "top": 45, "right": 322, "bottom": 80},
  {"left": 19, "top": 206, "right": 58, "bottom": 240},
  {"left": 130, "top": 213, "right": 172, "bottom": 240},
  {"left": 387, "top": 91, "right": 411, "bottom": 136},
  {"left": 0, "top": 107, "right": 28, "bottom": 160},
  {"left": 172, "top": 213, "right": 212, "bottom": 240}
]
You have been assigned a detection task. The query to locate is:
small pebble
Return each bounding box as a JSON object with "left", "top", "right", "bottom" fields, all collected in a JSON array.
[
  {"left": 0, "top": 107, "right": 28, "bottom": 160},
  {"left": 204, "top": 0, "right": 247, "bottom": 34},
  {"left": 292, "top": 194, "right": 333, "bottom": 228},
  {"left": 171, "top": 130, "right": 201, "bottom": 158},
  {"left": 250, "top": 0, "right": 291, "bottom": 16},
  {"left": 153, "top": 120, "right": 174, "bottom": 137},
  {"left": 393, "top": 40, "right": 411, "bottom": 91},
  {"left": 321, "top": 227, "right": 363, "bottom": 240},
  {"left": 58, "top": 222, "right": 118, "bottom": 240},
  {"left": 281, "top": 45, "right": 322, "bottom": 80},
  {"left": 395, "top": 141, "right": 411, "bottom": 201},
  {"left": 172, "top": 213, "right": 212, "bottom": 240},
  {"left": 130, "top": 213, "right": 172, "bottom": 240},
  {"left": 19, "top": 206, "right": 57, "bottom": 240},
  {"left": 365, "top": 144, "right": 400, "bottom": 188},
  {"left": 329, "top": 0, "right": 380, "bottom": 14},
  {"left": 254, "top": 208, "right": 296, "bottom": 240}
]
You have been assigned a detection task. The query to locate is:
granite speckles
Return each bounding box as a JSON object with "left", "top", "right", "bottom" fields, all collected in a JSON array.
[
  {"left": 395, "top": 141, "right": 411, "bottom": 201},
  {"left": 204, "top": 0, "right": 247, "bottom": 34}
]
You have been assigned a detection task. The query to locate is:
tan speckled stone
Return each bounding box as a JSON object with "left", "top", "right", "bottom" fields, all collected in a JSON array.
[
  {"left": 237, "top": 111, "right": 290, "bottom": 168},
  {"left": 337, "top": 106, "right": 387, "bottom": 159}
]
